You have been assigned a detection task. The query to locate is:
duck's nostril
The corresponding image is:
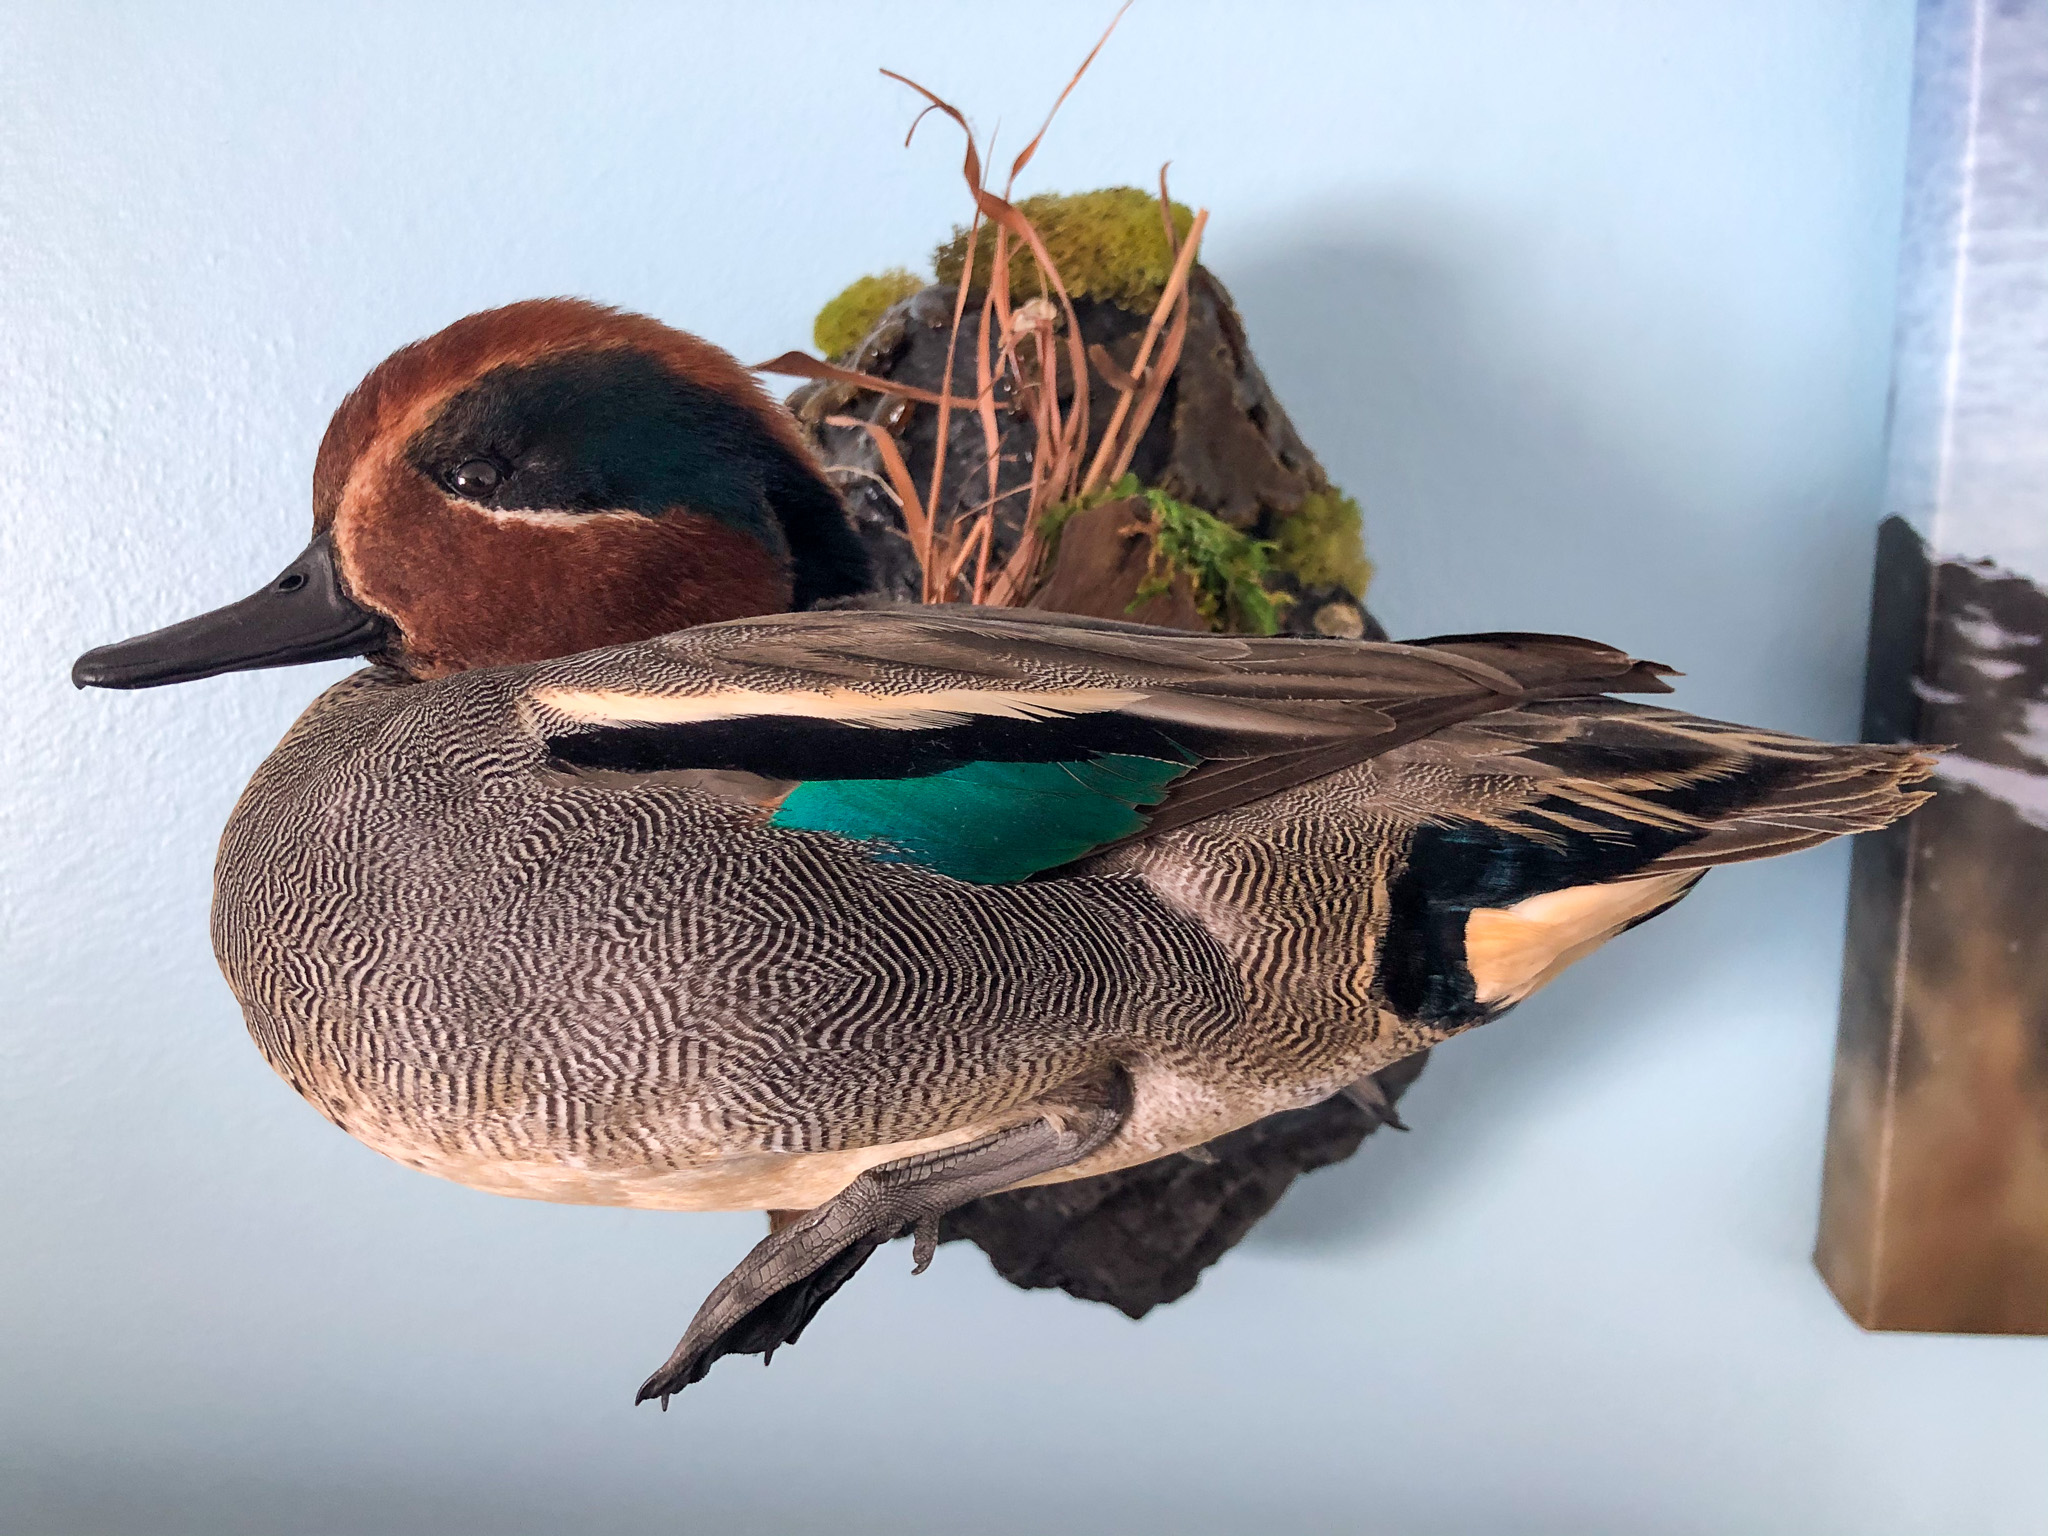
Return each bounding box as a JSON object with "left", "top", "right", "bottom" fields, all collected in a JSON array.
[{"left": 275, "top": 572, "right": 308, "bottom": 593}]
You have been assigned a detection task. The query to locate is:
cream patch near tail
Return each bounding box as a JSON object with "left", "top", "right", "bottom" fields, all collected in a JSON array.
[{"left": 1464, "top": 868, "right": 1701, "bottom": 1009}]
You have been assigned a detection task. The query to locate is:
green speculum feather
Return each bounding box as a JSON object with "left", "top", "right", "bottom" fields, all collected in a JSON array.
[{"left": 770, "top": 753, "right": 1194, "bottom": 885}]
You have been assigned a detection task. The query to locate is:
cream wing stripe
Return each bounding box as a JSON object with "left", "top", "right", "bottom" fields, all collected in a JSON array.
[{"left": 532, "top": 684, "right": 1152, "bottom": 732}]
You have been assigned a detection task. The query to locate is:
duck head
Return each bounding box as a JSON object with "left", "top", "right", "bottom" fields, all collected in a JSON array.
[{"left": 72, "top": 298, "right": 871, "bottom": 689}]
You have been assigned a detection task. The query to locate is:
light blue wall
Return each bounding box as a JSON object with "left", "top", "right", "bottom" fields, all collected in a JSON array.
[{"left": 4, "top": 4, "right": 2041, "bottom": 1533}]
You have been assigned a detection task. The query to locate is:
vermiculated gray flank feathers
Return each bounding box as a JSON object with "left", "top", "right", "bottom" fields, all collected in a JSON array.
[{"left": 211, "top": 607, "right": 1927, "bottom": 1221}]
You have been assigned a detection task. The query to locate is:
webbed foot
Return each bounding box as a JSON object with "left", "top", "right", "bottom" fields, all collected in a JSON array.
[
  {"left": 1339, "top": 1074, "right": 1410, "bottom": 1132},
  {"left": 637, "top": 1070, "right": 1128, "bottom": 1405}
]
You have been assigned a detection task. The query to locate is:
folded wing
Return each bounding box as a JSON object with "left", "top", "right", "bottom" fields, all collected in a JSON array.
[{"left": 524, "top": 607, "right": 1678, "bottom": 884}]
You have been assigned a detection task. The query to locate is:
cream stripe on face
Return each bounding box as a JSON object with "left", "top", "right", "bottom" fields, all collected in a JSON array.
[
  {"left": 468, "top": 505, "right": 647, "bottom": 529},
  {"left": 531, "top": 684, "right": 1150, "bottom": 732}
]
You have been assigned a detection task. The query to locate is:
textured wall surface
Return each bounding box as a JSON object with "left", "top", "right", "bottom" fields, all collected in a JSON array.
[{"left": 4, "top": 4, "right": 2043, "bottom": 1533}]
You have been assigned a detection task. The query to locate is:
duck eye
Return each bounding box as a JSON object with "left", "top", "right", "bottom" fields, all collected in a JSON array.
[{"left": 447, "top": 458, "right": 503, "bottom": 496}]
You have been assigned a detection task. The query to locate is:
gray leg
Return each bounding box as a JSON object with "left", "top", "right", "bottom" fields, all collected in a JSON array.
[
  {"left": 637, "top": 1067, "right": 1129, "bottom": 1405},
  {"left": 1340, "top": 1074, "right": 1410, "bottom": 1132}
]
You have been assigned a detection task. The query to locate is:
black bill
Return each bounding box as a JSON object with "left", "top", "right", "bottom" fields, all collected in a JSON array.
[{"left": 71, "top": 534, "right": 391, "bottom": 690}]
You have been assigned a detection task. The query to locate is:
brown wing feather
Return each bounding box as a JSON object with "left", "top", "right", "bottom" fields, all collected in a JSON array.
[
  {"left": 1374, "top": 698, "right": 1935, "bottom": 865},
  {"left": 1286, "top": 697, "right": 1933, "bottom": 1031},
  {"left": 535, "top": 609, "right": 1686, "bottom": 844},
  {"left": 659, "top": 609, "right": 1674, "bottom": 715}
]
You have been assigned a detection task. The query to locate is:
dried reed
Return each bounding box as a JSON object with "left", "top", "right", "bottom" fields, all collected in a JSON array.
[{"left": 759, "top": 1, "right": 1209, "bottom": 609}]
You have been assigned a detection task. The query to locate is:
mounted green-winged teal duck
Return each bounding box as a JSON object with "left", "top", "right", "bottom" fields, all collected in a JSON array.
[{"left": 72, "top": 299, "right": 1931, "bottom": 1404}]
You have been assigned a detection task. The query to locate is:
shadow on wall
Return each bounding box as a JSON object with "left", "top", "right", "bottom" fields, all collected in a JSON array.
[
  {"left": 1203, "top": 214, "right": 1867, "bottom": 1250},
  {"left": 1215, "top": 214, "right": 1876, "bottom": 729},
  {"left": 1245, "top": 890, "right": 1729, "bottom": 1253}
]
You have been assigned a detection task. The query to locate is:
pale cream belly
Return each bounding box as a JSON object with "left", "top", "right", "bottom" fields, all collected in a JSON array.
[
  {"left": 347, "top": 1057, "right": 1356, "bottom": 1212},
  {"left": 396, "top": 1120, "right": 1018, "bottom": 1211}
]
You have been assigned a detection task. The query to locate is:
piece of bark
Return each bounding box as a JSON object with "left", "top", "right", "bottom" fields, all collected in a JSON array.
[
  {"left": 790, "top": 268, "right": 1368, "bottom": 637},
  {"left": 1152, "top": 273, "right": 1324, "bottom": 531},
  {"left": 1026, "top": 496, "right": 1206, "bottom": 631}
]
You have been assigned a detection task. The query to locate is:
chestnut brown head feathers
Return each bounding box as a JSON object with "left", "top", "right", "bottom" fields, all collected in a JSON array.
[{"left": 74, "top": 299, "right": 870, "bottom": 689}]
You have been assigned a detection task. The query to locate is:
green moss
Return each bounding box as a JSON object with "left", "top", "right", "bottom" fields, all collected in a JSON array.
[
  {"left": 1034, "top": 475, "right": 1284, "bottom": 634},
  {"left": 813, "top": 268, "right": 925, "bottom": 359},
  {"left": 1272, "top": 486, "right": 1372, "bottom": 598},
  {"left": 1128, "top": 482, "right": 1284, "bottom": 635},
  {"left": 933, "top": 189, "right": 1197, "bottom": 311}
]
